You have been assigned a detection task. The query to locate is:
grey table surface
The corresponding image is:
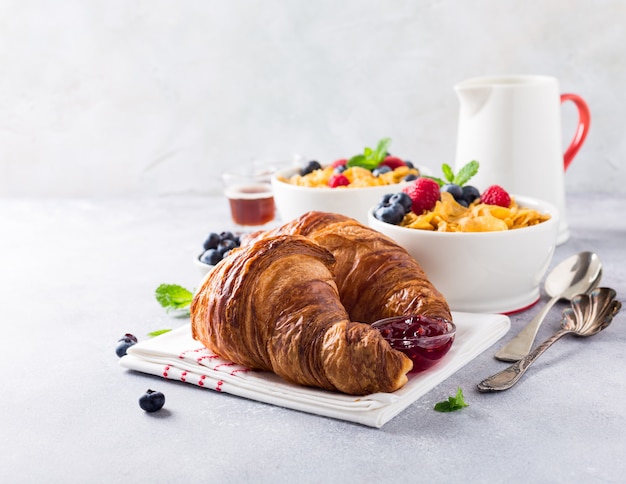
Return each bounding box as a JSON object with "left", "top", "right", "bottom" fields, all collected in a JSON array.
[{"left": 1, "top": 193, "right": 625, "bottom": 484}]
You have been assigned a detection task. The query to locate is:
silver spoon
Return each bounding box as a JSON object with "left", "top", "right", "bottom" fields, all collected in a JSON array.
[
  {"left": 495, "top": 251, "right": 602, "bottom": 362},
  {"left": 478, "top": 287, "right": 621, "bottom": 392}
]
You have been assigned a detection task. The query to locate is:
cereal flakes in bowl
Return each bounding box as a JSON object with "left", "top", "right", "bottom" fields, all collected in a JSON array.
[
  {"left": 368, "top": 183, "right": 559, "bottom": 314},
  {"left": 272, "top": 138, "right": 423, "bottom": 225}
]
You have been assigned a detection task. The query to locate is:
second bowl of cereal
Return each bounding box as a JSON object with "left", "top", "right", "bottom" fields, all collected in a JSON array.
[
  {"left": 272, "top": 138, "right": 422, "bottom": 225},
  {"left": 367, "top": 174, "right": 559, "bottom": 314}
]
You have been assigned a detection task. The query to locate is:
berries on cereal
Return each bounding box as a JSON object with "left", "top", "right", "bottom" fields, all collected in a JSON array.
[
  {"left": 279, "top": 138, "right": 420, "bottom": 189},
  {"left": 328, "top": 173, "right": 350, "bottom": 188},
  {"left": 300, "top": 160, "right": 322, "bottom": 176},
  {"left": 441, "top": 183, "right": 465, "bottom": 205},
  {"left": 373, "top": 161, "right": 550, "bottom": 232},
  {"left": 380, "top": 156, "right": 407, "bottom": 170},
  {"left": 461, "top": 185, "right": 481, "bottom": 205},
  {"left": 330, "top": 158, "right": 348, "bottom": 169},
  {"left": 402, "top": 177, "right": 441, "bottom": 215},
  {"left": 481, "top": 185, "right": 511, "bottom": 208},
  {"left": 374, "top": 202, "right": 406, "bottom": 225},
  {"left": 372, "top": 165, "right": 392, "bottom": 177},
  {"left": 389, "top": 192, "right": 413, "bottom": 213}
]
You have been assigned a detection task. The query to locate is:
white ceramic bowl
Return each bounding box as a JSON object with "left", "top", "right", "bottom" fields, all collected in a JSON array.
[
  {"left": 367, "top": 195, "right": 560, "bottom": 314},
  {"left": 193, "top": 255, "right": 214, "bottom": 277},
  {"left": 272, "top": 167, "right": 415, "bottom": 225}
]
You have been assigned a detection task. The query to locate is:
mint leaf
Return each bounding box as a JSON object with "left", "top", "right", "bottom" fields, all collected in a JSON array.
[
  {"left": 424, "top": 175, "right": 446, "bottom": 187},
  {"left": 373, "top": 137, "right": 391, "bottom": 163},
  {"left": 434, "top": 387, "right": 469, "bottom": 412},
  {"left": 148, "top": 329, "right": 172, "bottom": 337},
  {"left": 453, "top": 160, "right": 479, "bottom": 186},
  {"left": 442, "top": 163, "right": 455, "bottom": 183},
  {"left": 155, "top": 284, "right": 193, "bottom": 313},
  {"left": 347, "top": 137, "right": 392, "bottom": 170},
  {"left": 348, "top": 154, "right": 369, "bottom": 168}
]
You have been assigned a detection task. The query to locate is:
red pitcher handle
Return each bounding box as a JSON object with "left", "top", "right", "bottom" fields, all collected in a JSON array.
[{"left": 561, "top": 93, "right": 590, "bottom": 170}]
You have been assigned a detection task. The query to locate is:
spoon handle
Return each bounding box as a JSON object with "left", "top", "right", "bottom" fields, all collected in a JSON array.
[
  {"left": 478, "top": 329, "right": 571, "bottom": 392},
  {"left": 494, "top": 295, "right": 560, "bottom": 362}
]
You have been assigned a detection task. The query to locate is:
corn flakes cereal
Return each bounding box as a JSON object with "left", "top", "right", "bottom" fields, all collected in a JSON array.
[
  {"left": 280, "top": 165, "right": 420, "bottom": 188},
  {"left": 401, "top": 192, "right": 550, "bottom": 232}
]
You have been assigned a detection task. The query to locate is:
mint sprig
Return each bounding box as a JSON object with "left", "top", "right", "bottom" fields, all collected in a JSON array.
[
  {"left": 427, "top": 160, "right": 479, "bottom": 187},
  {"left": 347, "top": 137, "right": 391, "bottom": 170},
  {"left": 148, "top": 329, "right": 172, "bottom": 337},
  {"left": 155, "top": 283, "right": 193, "bottom": 316},
  {"left": 434, "top": 387, "right": 469, "bottom": 412}
]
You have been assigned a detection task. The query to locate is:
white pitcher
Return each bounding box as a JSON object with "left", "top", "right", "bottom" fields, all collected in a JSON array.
[{"left": 454, "top": 75, "right": 590, "bottom": 245}]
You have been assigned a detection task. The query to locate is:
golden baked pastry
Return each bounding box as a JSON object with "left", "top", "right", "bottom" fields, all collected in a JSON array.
[
  {"left": 243, "top": 211, "right": 452, "bottom": 323},
  {"left": 191, "top": 235, "right": 413, "bottom": 395}
]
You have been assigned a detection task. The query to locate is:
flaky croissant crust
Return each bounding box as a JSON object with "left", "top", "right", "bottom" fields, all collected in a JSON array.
[
  {"left": 244, "top": 211, "right": 452, "bottom": 323},
  {"left": 191, "top": 235, "right": 413, "bottom": 395}
]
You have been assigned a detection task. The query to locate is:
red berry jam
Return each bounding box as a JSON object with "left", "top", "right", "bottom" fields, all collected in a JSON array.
[{"left": 372, "top": 315, "right": 455, "bottom": 373}]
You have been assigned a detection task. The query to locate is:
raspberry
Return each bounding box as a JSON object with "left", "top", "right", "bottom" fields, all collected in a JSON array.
[
  {"left": 328, "top": 173, "right": 350, "bottom": 188},
  {"left": 402, "top": 178, "right": 441, "bottom": 214},
  {"left": 330, "top": 158, "right": 347, "bottom": 168},
  {"left": 380, "top": 156, "right": 406, "bottom": 170},
  {"left": 481, "top": 185, "right": 511, "bottom": 207}
]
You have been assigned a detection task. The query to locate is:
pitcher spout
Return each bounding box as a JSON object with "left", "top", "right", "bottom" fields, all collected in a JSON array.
[{"left": 454, "top": 83, "right": 492, "bottom": 117}]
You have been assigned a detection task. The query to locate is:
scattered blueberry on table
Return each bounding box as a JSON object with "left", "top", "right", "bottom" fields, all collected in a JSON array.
[
  {"left": 115, "top": 333, "right": 138, "bottom": 357},
  {"left": 139, "top": 389, "right": 166, "bottom": 413}
]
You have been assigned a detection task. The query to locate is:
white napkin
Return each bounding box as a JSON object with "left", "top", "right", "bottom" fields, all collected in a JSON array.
[{"left": 120, "top": 312, "right": 509, "bottom": 427}]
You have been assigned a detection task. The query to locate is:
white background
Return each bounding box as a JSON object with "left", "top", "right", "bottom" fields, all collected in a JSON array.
[{"left": 1, "top": 0, "right": 624, "bottom": 197}]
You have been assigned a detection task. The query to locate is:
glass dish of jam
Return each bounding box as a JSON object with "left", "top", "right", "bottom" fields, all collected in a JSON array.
[{"left": 372, "top": 315, "right": 456, "bottom": 373}]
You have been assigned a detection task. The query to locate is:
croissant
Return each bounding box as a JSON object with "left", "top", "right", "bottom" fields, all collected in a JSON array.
[
  {"left": 243, "top": 211, "right": 452, "bottom": 323},
  {"left": 191, "top": 234, "right": 413, "bottom": 395}
]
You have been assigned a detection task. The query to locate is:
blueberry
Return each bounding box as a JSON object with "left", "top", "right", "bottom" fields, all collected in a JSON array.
[
  {"left": 374, "top": 203, "right": 405, "bottom": 225},
  {"left": 380, "top": 193, "right": 394, "bottom": 204},
  {"left": 217, "top": 238, "right": 238, "bottom": 255},
  {"left": 389, "top": 192, "right": 412, "bottom": 213},
  {"left": 403, "top": 174, "right": 418, "bottom": 182},
  {"left": 139, "top": 389, "right": 165, "bottom": 413},
  {"left": 203, "top": 232, "right": 221, "bottom": 250},
  {"left": 462, "top": 185, "right": 481, "bottom": 205},
  {"left": 116, "top": 337, "right": 136, "bottom": 357},
  {"left": 372, "top": 165, "right": 392, "bottom": 177},
  {"left": 219, "top": 231, "right": 237, "bottom": 242},
  {"left": 300, "top": 160, "right": 322, "bottom": 176},
  {"left": 404, "top": 160, "right": 415, "bottom": 169},
  {"left": 333, "top": 164, "right": 347, "bottom": 174},
  {"left": 118, "top": 333, "right": 138, "bottom": 343},
  {"left": 200, "top": 248, "right": 222, "bottom": 265},
  {"left": 441, "top": 183, "right": 464, "bottom": 201}
]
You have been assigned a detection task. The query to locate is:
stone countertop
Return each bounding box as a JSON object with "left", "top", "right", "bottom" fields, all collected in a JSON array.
[{"left": 1, "top": 193, "right": 625, "bottom": 483}]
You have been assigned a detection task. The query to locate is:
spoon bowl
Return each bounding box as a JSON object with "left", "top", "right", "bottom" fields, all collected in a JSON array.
[
  {"left": 495, "top": 251, "right": 602, "bottom": 361},
  {"left": 561, "top": 287, "right": 621, "bottom": 336},
  {"left": 544, "top": 252, "right": 603, "bottom": 301}
]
